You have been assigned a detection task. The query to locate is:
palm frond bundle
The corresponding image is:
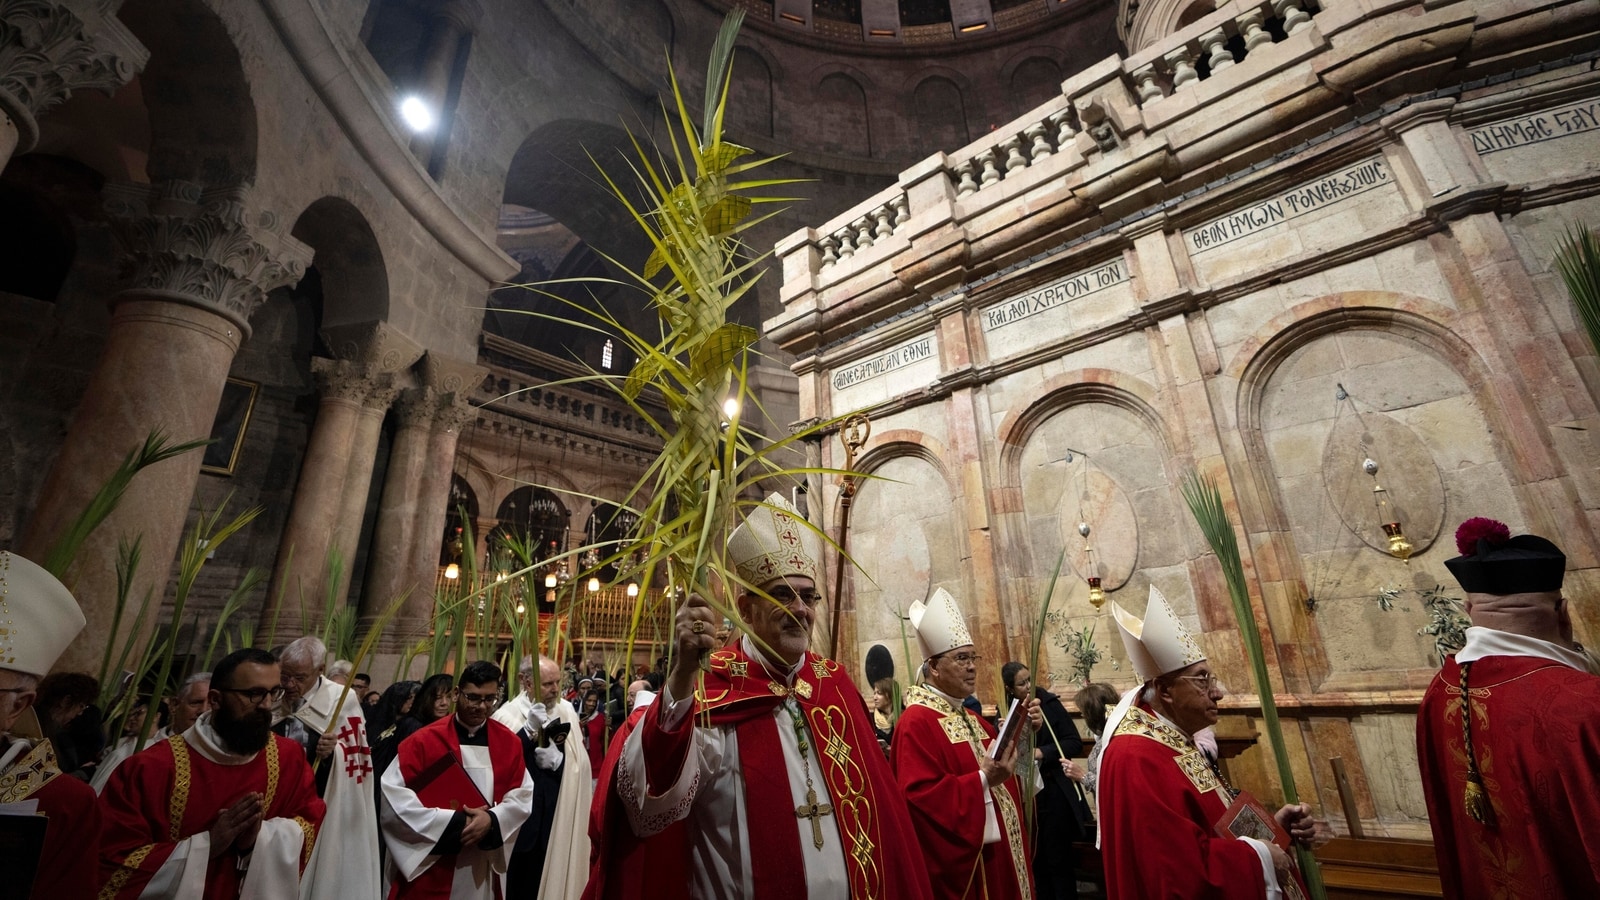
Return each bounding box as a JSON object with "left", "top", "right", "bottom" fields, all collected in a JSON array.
[
  {"left": 1180, "top": 472, "right": 1325, "bottom": 900},
  {"left": 1556, "top": 224, "right": 1600, "bottom": 356}
]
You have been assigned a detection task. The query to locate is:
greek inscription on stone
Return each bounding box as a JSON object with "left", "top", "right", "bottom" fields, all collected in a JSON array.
[
  {"left": 1469, "top": 99, "right": 1600, "bottom": 156},
  {"left": 982, "top": 259, "right": 1128, "bottom": 332},
  {"left": 1186, "top": 157, "right": 1391, "bottom": 255},
  {"left": 831, "top": 336, "right": 935, "bottom": 391}
]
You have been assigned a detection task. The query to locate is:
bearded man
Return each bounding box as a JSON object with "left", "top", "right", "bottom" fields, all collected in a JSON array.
[
  {"left": 99, "top": 648, "right": 326, "bottom": 897},
  {"left": 0, "top": 551, "right": 99, "bottom": 900},
  {"left": 586, "top": 493, "right": 933, "bottom": 900}
]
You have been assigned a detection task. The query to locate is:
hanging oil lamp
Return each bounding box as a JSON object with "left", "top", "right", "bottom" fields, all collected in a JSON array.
[
  {"left": 1080, "top": 521, "right": 1106, "bottom": 608},
  {"left": 1364, "top": 458, "right": 1413, "bottom": 562}
]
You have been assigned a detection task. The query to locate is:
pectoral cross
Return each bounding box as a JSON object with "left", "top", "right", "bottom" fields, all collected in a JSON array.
[{"left": 795, "top": 786, "right": 834, "bottom": 850}]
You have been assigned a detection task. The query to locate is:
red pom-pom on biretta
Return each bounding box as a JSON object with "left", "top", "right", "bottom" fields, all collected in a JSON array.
[{"left": 1454, "top": 517, "right": 1511, "bottom": 557}]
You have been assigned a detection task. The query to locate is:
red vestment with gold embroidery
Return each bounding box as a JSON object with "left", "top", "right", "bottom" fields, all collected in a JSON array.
[
  {"left": 584, "top": 642, "right": 933, "bottom": 900},
  {"left": 1417, "top": 654, "right": 1600, "bottom": 899},
  {"left": 98, "top": 733, "right": 325, "bottom": 898},
  {"left": 892, "top": 686, "right": 1033, "bottom": 900}
]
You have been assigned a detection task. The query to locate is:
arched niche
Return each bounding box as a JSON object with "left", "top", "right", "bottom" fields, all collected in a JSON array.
[
  {"left": 814, "top": 73, "right": 872, "bottom": 158},
  {"left": 1008, "top": 390, "right": 1195, "bottom": 686},
  {"left": 1235, "top": 299, "right": 1523, "bottom": 679},
  {"left": 1007, "top": 56, "right": 1063, "bottom": 121},
  {"left": 288, "top": 198, "right": 390, "bottom": 330},
  {"left": 847, "top": 441, "right": 964, "bottom": 682},
  {"left": 911, "top": 76, "right": 969, "bottom": 156},
  {"left": 118, "top": 0, "right": 257, "bottom": 186},
  {"left": 0, "top": 155, "right": 97, "bottom": 302},
  {"left": 488, "top": 486, "right": 570, "bottom": 560},
  {"left": 730, "top": 46, "right": 775, "bottom": 138}
]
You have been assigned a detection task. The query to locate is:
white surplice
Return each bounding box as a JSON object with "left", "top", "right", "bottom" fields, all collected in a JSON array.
[
  {"left": 91, "top": 727, "right": 171, "bottom": 794},
  {"left": 294, "top": 676, "right": 383, "bottom": 900},
  {"left": 379, "top": 717, "right": 536, "bottom": 900},
  {"left": 618, "top": 636, "right": 849, "bottom": 900},
  {"left": 490, "top": 691, "right": 592, "bottom": 898},
  {"left": 137, "top": 715, "right": 306, "bottom": 899}
]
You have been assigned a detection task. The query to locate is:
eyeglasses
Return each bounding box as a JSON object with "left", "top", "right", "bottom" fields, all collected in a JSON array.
[
  {"left": 220, "top": 686, "right": 287, "bottom": 705},
  {"left": 1175, "top": 674, "right": 1223, "bottom": 693},
  {"left": 940, "top": 652, "right": 982, "bottom": 667},
  {"left": 457, "top": 692, "right": 500, "bottom": 708}
]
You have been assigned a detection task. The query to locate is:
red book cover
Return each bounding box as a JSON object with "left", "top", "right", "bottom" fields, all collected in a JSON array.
[
  {"left": 410, "top": 750, "right": 488, "bottom": 812},
  {"left": 1213, "top": 790, "right": 1291, "bottom": 851}
]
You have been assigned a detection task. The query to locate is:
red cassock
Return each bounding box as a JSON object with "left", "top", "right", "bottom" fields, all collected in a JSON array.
[
  {"left": 584, "top": 643, "right": 934, "bottom": 900},
  {"left": 389, "top": 715, "right": 528, "bottom": 899},
  {"left": 0, "top": 738, "right": 102, "bottom": 900},
  {"left": 1417, "top": 655, "right": 1600, "bottom": 899},
  {"left": 1097, "top": 704, "right": 1269, "bottom": 900},
  {"left": 892, "top": 686, "right": 1033, "bottom": 900},
  {"left": 99, "top": 733, "right": 325, "bottom": 898}
]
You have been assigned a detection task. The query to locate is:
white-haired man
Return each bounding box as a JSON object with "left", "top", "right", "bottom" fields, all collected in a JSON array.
[
  {"left": 275, "top": 635, "right": 381, "bottom": 899},
  {"left": 91, "top": 671, "right": 211, "bottom": 793},
  {"left": 586, "top": 493, "right": 934, "bottom": 900},
  {"left": 0, "top": 551, "right": 98, "bottom": 898},
  {"left": 493, "top": 655, "right": 591, "bottom": 899},
  {"left": 1094, "top": 587, "right": 1314, "bottom": 899}
]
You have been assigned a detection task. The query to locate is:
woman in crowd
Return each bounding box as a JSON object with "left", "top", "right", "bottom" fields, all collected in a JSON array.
[
  {"left": 1004, "top": 662, "right": 1093, "bottom": 900},
  {"left": 870, "top": 677, "right": 897, "bottom": 750}
]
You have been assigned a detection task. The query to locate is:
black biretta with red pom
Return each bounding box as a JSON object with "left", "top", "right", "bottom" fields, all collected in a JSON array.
[{"left": 1443, "top": 516, "right": 1566, "bottom": 595}]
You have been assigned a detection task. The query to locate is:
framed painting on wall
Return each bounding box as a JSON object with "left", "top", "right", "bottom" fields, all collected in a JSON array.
[{"left": 201, "top": 377, "right": 259, "bottom": 476}]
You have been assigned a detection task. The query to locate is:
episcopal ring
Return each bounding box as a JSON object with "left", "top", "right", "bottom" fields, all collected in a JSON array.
[{"left": 691, "top": 620, "right": 706, "bottom": 635}]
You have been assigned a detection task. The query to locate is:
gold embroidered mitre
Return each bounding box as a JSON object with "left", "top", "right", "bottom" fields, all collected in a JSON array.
[
  {"left": 1112, "top": 584, "right": 1205, "bottom": 683},
  {"left": 0, "top": 551, "right": 85, "bottom": 676},
  {"left": 728, "top": 492, "right": 822, "bottom": 586},
  {"left": 909, "top": 587, "right": 974, "bottom": 659}
]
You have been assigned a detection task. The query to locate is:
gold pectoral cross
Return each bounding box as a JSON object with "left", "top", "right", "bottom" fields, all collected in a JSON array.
[{"left": 795, "top": 786, "right": 834, "bottom": 850}]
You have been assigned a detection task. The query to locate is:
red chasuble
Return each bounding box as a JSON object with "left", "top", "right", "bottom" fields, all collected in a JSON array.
[
  {"left": 1097, "top": 704, "right": 1268, "bottom": 900},
  {"left": 582, "top": 704, "right": 690, "bottom": 900},
  {"left": 0, "top": 738, "right": 102, "bottom": 900},
  {"left": 98, "top": 733, "right": 325, "bottom": 898},
  {"left": 892, "top": 686, "right": 1032, "bottom": 900},
  {"left": 1417, "top": 655, "right": 1600, "bottom": 899},
  {"left": 584, "top": 643, "right": 934, "bottom": 900},
  {"left": 390, "top": 715, "right": 527, "bottom": 899}
]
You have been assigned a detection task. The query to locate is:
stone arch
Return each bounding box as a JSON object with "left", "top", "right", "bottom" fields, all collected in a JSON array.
[
  {"left": 118, "top": 0, "right": 257, "bottom": 186},
  {"left": 812, "top": 72, "right": 872, "bottom": 158},
  {"left": 1002, "top": 53, "right": 1064, "bottom": 121},
  {"left": 286, "top": 198, "right": 389, "bottom": 330},
  {"left": 1229, "top": 294, "right": 1530, "bottom": 685},
  {"left": 729, "top": 46, "right": 775, "bottom": 139},
  {"left": 439, "top": 472, "right": 479, "bottom": 565},
  {"left": 910, "top": 76, "right": 970, "bottom": 156},
  {"left": 996, "top": 369, "right": 1174, "bottom": 477},
  {"left": 847, "top": 433, "right": 965, "bottom": 678}
]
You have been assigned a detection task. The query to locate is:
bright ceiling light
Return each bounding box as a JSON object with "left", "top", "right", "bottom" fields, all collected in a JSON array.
[
  {"left": 399, "top": 96, "right": 435, "bottom": 133},
  {"left": 722, "top": 397, "right": 741, "bottom": 419}
]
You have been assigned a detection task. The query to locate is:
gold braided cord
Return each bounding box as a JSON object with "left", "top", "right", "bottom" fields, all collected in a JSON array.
[
  {"left": 295, "top": 816, "right": 317, "bottom": 867},
  {"left": 263, "top": 736, "right": 280, "bottom": 810},
  {"left": 97, "top": 844, "right": 154, "bottom": 900},
  {"left": 1459, "top": 662, "right": 1496, "bottom": 827},
  {"left": 167, "top": 735, "right": 191, "bottom": 842}
]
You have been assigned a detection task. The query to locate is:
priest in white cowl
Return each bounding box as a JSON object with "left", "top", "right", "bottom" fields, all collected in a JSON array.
[
  {"left": 493, "top": 654, "right": 591, "bottom": 899},
  {"left": 0, "top": 550, "right": 100, "bottom": 899},
  {"left": 272, "top": 634, "right": 383, "bottom": 899}
]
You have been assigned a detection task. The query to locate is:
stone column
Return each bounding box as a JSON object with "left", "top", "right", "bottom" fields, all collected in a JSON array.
[
  {"left": 403, "top": 397, "right": 473, "bottom": 631},
  {"left": 18, "top": 181, "right": 308, "bottom": 672},
  {"left": 359, "top": 386, "right": 436, "bottom": 631},
  {"left": 328, "top": 374, "right": 402, "bottom": 604},
  {"left": 0, "top": 0, "right": 147, "bottom": 172}
]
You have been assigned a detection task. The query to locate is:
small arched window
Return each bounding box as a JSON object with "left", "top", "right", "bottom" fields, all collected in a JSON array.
[{"left": 601, "top": 338, "right": 614, "bottom": 369}]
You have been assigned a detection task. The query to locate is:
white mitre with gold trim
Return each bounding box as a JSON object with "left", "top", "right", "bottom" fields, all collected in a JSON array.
[
  {"left": 909, "top": 587, "right": 974, "bottom": 659},
  {"left": 1111, "top": 584, "right": 1205, "bottom": 683},
  {"left": 727, "top": 492, "right": 822, "bottom": 586},
  {"left": 0, "top": 551, "right": 86, "bottom": 677}
]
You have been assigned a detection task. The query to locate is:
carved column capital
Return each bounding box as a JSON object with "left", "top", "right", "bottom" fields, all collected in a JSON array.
[
  {"left": 310, "top": 357, "right": 396, "bottom": 406},
  {"left": 104, "top": 181, "right": 312, "bottom": 338},
  {"left": 393, "top": 386, "right": 441, "bottom": 429},
  {"left": 0, "top": 0, "right": 148, "bottom": 154},
  {"left": 434, "top": 396, "right": 475, "bottom": 433}
]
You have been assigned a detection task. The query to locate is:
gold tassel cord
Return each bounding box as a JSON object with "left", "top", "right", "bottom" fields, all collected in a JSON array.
[{"left": 1458, "top": 661, "right": 1496, "bottom": 827}]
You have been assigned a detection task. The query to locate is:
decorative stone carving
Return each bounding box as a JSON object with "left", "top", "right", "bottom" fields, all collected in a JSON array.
[
  {"left": 0, "top": 0, "right": 148, "bottom": 154},
  {"left": 393, "top": 386, "right": 442, "bottom": 428},
  {"left": 1132, "top": 64, "right": 1164, "bottom": 104},
  {"left": 1163, "top": 45, "right": 1199, "bottom": 91},
  {"left": 311, "top": 357, "right": 394, "bottom": 405},
  {"left": 103, "top": 181, "right": 312, "bottom": 336},
  {"left": 322, "top": 320, "right": 425, "bottom": 373}
]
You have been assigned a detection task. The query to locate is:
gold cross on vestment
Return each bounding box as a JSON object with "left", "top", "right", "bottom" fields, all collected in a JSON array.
[{"left": 795, "top": 786, "right": 834, "bottom": 850}]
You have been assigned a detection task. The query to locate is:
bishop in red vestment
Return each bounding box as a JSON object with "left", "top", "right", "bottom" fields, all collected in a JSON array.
[
  {"left": 379, "top": 661, "right": 535, "bottom": 900},
  {"left": 99, "top": 649, "right": 326, "bottom": 898},
  {"left": 587, "top": 492, "right": 933, "bottom": 900},
  {"left": 1094, "top": 588, "right": 1313, "bottom": 900},
  {"left": 894, "top": 588, "right": 1037, "bottom": 900},
  {"left": 0, "top": 550, "right": 99, "bottom": 900},
  {"left": 1418, "top": 518, "right": 1600, "bottom": 899}
]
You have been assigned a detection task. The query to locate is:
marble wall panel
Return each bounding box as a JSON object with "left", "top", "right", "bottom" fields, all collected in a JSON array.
[{"left": 1350, "top": 712, "right": 1433, "bottom": 838}]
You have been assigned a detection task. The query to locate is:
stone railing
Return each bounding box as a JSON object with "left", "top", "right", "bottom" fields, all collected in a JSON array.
[
  {"left": 473, "top": 364, "right": 663, "bottom": 452},
  {"left": 787, "top": 0, "right": 1328, "bottom": 286},
  {"left": 1123, "top": 0, "right": 1318, "bottom": 105}
]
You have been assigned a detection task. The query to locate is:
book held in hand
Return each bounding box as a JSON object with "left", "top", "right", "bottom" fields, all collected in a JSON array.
[
  {"left": 1213, "top": 790, "right": 1291, "bottom": 850},
  {"left": 988, "top": 697, "right": 1025, "bottom": 760}
]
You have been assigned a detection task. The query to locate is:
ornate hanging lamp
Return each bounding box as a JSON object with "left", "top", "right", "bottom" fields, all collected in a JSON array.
[
  {"left": 1364, "top": 457, "right": 1413, "bottom": 562},
  {"left": 1079, "top": 520, "right": 1106, "bottom": 609}
]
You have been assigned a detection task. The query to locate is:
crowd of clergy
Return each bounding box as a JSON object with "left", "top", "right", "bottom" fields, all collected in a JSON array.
[{"left": 1, "top": 497, "right": 1596, "bottom": 899}]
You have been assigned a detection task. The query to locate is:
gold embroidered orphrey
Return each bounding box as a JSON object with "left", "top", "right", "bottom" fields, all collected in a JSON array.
[
  {"left": 905, "top": 684, "right": 1033, "bottom": 900},
  {"left": 0, "top": 737, "right": 60, "bottom": 804},
  {"left": 1113, "top": 706, "right": 1225, "bottom": 798}
]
